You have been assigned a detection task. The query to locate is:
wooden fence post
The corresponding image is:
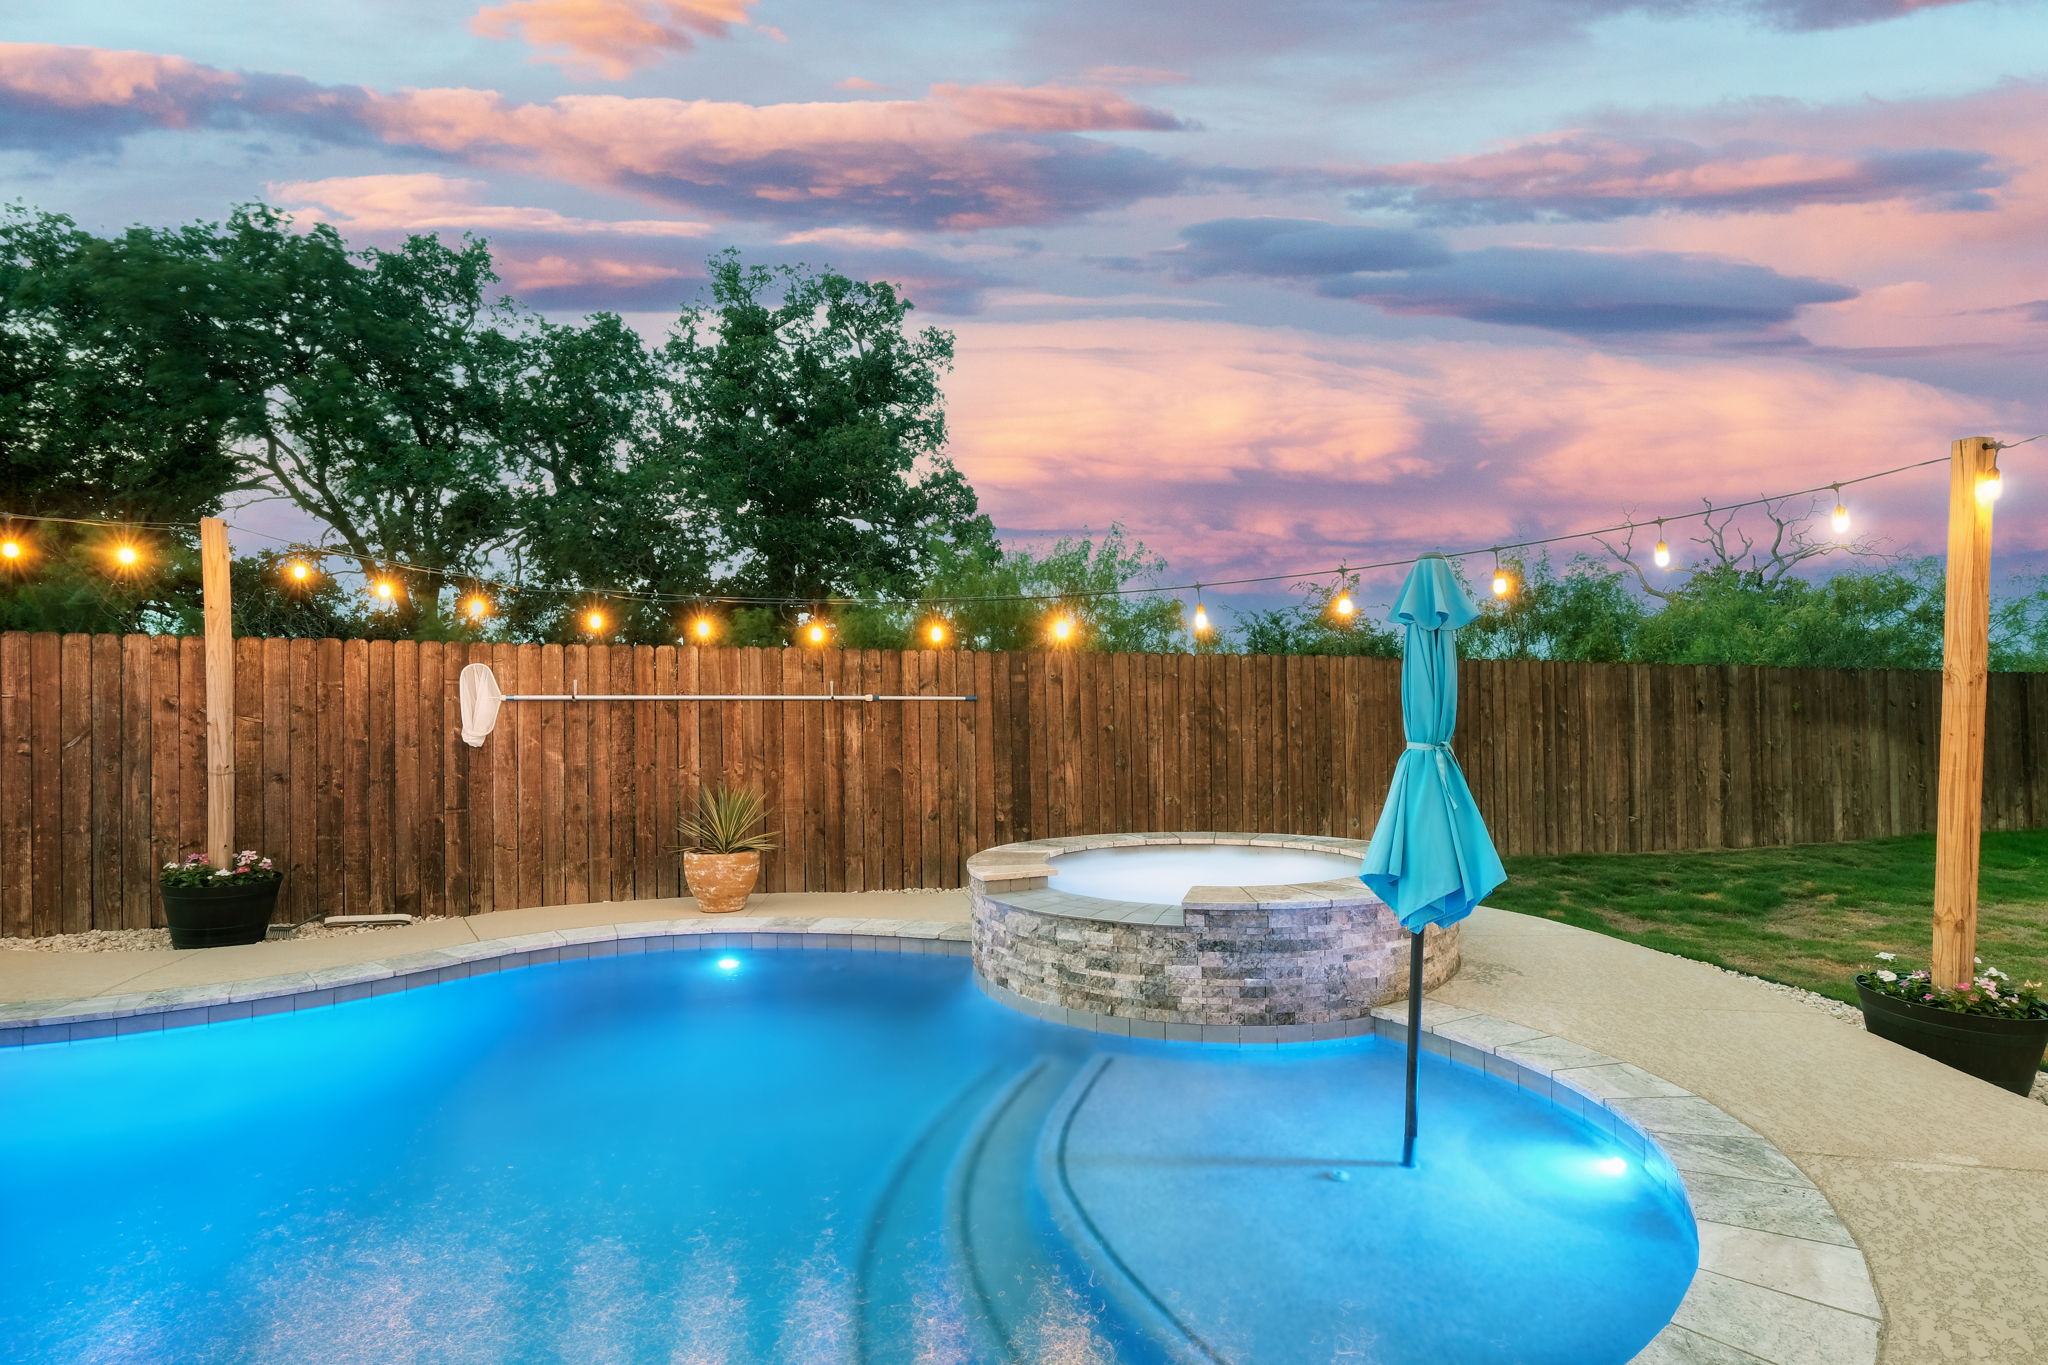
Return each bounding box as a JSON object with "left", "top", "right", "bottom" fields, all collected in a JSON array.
[
  {"left": 1931, "top": 436, "right": 1999, "bottom": 986},
  {"left": 200, "top": 517, "right": 234, "bottom": 867}
]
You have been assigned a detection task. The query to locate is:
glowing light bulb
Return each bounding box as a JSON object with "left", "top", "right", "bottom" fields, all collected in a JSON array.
[
  {"left": 1653, "top": 540, "right": 1670, "bottom": 569},
  {"left": 1831, "top": 502, "right": 1851, "bottom": 535},
  {"left": 0, "top": 540, "right": 20, "bottom": 561},
  {"left": 372, "top": 579, "right": 397, "bottom": 602},
  {"left": 807, "top": 623, "right": 827, "bottom": 645},
  {"left": 1333, "top": 591, "right": 1355, "bottom": 619},
  {"left": 692, "top": 617, "right": 714, "bottom": 642},
  {"left": 927, "top": 621, "right": 947, "bottom": 645},
  {"left": 464, "top": 595, "right": 491, "bottom": 620},
  {"left": 1192, "top": 602, "right": 1211, "bottom": 635},
  {"left": 114, "top": 545, "right": 139, "bottom": 567},
  {"left": 1977, "top": 469, "right": 2004, "bottom": 505},
  {"left": 584, "top": 609, "right": 607, "bottom": 634},
  {"left": 1051, "top": 614, "right": 1074, "bottom": 643},
  {"left": 1492, "top": 571, "right": 1511, "bottom": 598},
  {"left": 286, "top": 559, "right": 312, "bottom": 583}
]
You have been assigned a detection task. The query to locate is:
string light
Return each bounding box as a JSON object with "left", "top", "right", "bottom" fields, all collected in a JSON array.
[
  {"left": 1977, "top": 467, "right": 2004, "bottom": 505},
  {"left": 804, "top": 619, "right": 831, "bottom": 646},
  {"left": 924, "top": 617, "right": 949, "bottom": 646},
  {"left": 583, "top": 608, "right": 609, "bottom": 636},
  {"left": 0, "top": 445, "right": 2004, "bottom": 622},
  {"left": 284, "top": 558, "right": 315, "bottom": 585},
  {"left": 1652, "top": 520, "right": 1671, "bottom": 570},
  {"left": 1830, "top": 484, "right": 1851, "bottom": 536},
  {"left": 1191, "top": 586, "right": 1211, "bottom": 638},
  {"left": 463, "top": 593, "right": 493, "bottom": 621},
  {"left": 689, "top": 615, "right": 716, "bottom": 643}
]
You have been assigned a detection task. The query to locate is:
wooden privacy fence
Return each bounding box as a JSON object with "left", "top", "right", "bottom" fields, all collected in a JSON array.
[{"left": 3, "top": 631, "right": 2047, "bottom": 936}]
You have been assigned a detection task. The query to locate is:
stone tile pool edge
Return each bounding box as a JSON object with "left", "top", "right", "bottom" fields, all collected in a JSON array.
[{"left": 0, "top": 915, "right": 1880, "bottom": 1365}]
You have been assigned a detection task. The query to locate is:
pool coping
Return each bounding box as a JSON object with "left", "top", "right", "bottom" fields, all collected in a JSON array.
[{"left": 0, "top": 916, "right": 1879, "bottom": 1365}]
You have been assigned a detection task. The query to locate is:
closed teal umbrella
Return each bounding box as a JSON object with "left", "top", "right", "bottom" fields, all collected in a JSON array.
[{"left": 1359, "top": 554, "right": 1506, "bottom": 1165}]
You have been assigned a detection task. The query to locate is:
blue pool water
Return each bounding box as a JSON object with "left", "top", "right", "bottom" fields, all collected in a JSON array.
[{"left": 0, "top": 951, "right": 1696, "bottom": 1364}]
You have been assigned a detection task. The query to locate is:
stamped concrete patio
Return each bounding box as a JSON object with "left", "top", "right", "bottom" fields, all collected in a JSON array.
[{"left": 3, "top": 893, "right": 2043, "bottom": 1365}]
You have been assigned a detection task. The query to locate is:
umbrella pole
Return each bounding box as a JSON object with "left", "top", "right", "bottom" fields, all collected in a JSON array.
[{"left": 1402, "top": 930, "right": 1423, "bottom": 1168}]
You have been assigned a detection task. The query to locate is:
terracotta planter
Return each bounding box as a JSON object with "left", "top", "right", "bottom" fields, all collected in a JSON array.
[
  {"left": 684, "top": 852, "right": 760, "bottom": 914},
  {"left": 160, "top": 879, "right": 281, "bottom": 949}
]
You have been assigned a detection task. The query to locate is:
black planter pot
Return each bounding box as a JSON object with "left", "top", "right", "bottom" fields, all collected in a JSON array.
[
  {"left": 160, "top": 879, "right": 281, "bottom": 949},
  {"left": 1856, "top": 977, "right": 2048, "bottom": 1096}
]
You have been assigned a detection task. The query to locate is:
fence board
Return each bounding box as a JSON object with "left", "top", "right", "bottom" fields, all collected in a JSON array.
[{"left": 7, "top": 630, "right": 2048, "bottom": 932}]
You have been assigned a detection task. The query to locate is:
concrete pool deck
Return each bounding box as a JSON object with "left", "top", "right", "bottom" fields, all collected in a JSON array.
[{"left": 3, "top": 893, "right": 2044, "bottom": 1364}]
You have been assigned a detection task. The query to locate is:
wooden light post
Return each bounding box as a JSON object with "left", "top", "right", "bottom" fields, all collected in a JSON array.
[
  {"left": 1931, "top": 436, "right": 2000, "bottom": 987},
  {"left": 199, "top": 516, "right": 235, "bottom": 867}
]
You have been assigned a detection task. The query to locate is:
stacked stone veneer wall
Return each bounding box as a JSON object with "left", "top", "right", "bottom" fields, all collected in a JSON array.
[{"left": 968, "top": 834, "right": 1458, "bottom": 1029}]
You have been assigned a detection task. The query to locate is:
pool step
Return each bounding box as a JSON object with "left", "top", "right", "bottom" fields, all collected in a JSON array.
[
  {"left": 950, "top": 1053, "right": 1190, "bottom": 1365},
  {"left": 1031, "top": 1056, "right": 1231, "bottom": 1365},
  {"left": 854, "top": 1062, "right": 1016, "bottom": 1365}
]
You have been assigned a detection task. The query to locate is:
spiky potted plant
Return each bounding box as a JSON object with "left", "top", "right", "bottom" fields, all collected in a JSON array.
[
  {"left": 677, "top": 786, "right": 778, "bottom": 914},
  {"left": 159, "top": 850, "right": 283, "bottom": 949}
]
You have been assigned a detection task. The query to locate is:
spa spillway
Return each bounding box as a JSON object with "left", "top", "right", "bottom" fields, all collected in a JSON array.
[{"left": 968, "top": 832, "right": 1459, "bottom": 1034}]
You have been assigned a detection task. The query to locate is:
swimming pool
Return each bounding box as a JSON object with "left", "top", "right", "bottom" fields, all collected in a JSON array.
[{"left": 0, "top": 949, "right": 1696, "bottom": 1364}]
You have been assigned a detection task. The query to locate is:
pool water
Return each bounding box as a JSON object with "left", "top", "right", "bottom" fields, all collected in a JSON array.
[
  {"left": 0, "top": 951, "right": 1696, "bottom": 1364},
  {"left": 1048, "top": 844, "right": 1364, "bottom": 903}
]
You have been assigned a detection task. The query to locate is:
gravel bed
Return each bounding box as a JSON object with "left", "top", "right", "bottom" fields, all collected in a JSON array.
[{"left": 0, "top": 919, "right": 441, "bottom": 953}]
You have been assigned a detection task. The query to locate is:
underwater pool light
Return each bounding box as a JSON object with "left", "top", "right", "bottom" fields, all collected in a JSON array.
[
  {"left": 1592, "top": 1155, "right": 1628, "bottom": 1178},
  {"left": 716, "top": 956, "right": 741, "bottom": 971}
]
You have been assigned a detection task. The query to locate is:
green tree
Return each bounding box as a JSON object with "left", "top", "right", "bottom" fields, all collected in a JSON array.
[
  {"left": 1, "top": 204, "right": 257, "bottom": 523},
  {"left": 1462, "top": 554, "right": 1644, "bottom": 662},
  {"left": 1233, "top": 571, "right": 1402, "bottom": 657},
  {"left": 662, "top": 252, "right": 989, "bottom": 621},
  {"left": 239, "top": 217, "right": 526, "bottom": 633},
  {"left": 500, "top": 314, "right": 714, "bottom": 645},
  {"left": 0, "top": 205, "right": 263, "bottom": 631},
  {"left": 849, "top": 525, "right": 1183, "bottom": 652}
]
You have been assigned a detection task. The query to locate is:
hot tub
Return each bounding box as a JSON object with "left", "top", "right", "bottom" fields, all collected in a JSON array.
[{"left": 966, "top": 832, "right": 1459, "bottom": 1034}]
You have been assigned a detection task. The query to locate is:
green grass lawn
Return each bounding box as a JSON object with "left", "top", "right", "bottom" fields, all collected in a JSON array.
[{"left": 1491, "top": 830, "right": 2048, "bottom": 1003}]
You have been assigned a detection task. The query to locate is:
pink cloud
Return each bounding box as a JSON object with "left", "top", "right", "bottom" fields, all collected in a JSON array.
[
  {"left": 778, "top": 226, "right": 916, "bottom": 248},
  {"left": 497, "top": 252, "right": 687, "bottom": 294},
  {"left": 1348, "top": 131, "right": 2003, "bottom": 223},
  {"left": 269, "top": 173, "right": 712, "bottom": 236},
  {"left": 1567, "top": 83, "right": 2048, "bottom": 349},
  {"left": 0, "top": 44, "right": 1193, "bottom": 229},
  {"left": 942, "top": 318, "right": 2017, "bottom": 587},
  {"left": 471, "top": 0, "right": 761, "bottom": 79},
  {"left": 0, "top": 42, "right": 234, "bottom": 113}
]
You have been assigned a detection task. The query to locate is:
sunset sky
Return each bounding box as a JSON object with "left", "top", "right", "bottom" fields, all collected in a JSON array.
[{"left": 4, "top": 1, "right": 2044, "bottom": 605}]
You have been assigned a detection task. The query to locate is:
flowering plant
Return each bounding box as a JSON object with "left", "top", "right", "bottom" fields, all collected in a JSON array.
[
  {"left": 1858, "top": 952, "right": 2047, "bottom": 1020},
  {"left": 159, "top": 850, "right": 282, "bottom": 889}
]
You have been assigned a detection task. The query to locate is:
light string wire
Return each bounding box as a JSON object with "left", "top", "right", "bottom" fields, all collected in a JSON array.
[{"left": 0, "top": 445, "right": 2020, "bottom": 612}]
